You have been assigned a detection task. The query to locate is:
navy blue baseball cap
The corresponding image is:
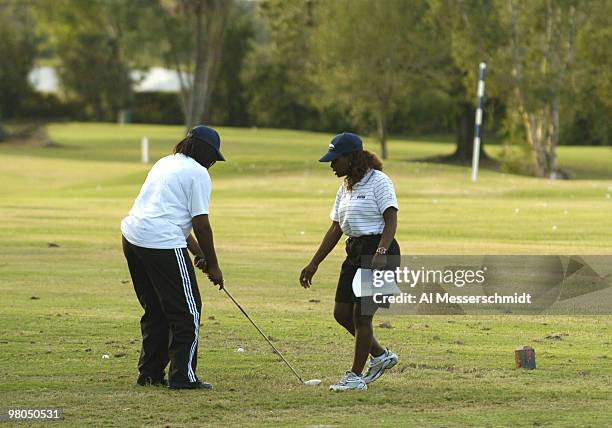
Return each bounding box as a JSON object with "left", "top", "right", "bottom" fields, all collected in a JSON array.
[
  {"left": 187, "top": 125, "right": 225, "bottom": 161},
  {"left": 319, "top": 132, "right": 363, "bottom": 162}
]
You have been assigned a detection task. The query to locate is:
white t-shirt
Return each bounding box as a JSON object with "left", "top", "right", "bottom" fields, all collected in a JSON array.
[
  {"left": 121, "top": 154, "right": 211, "bottom": 249},
  {"left": 330, "top": 169, "right": 399, "bottom": 237}
]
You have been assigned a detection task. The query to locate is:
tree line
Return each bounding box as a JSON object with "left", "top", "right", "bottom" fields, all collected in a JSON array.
[{"left": 0, "top": 0, "right": 609, "bottom": 177}]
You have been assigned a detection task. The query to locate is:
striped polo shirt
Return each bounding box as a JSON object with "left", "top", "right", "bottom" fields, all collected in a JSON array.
[{"left": 330, "top": 169, "right": 399, "bottom": 237}]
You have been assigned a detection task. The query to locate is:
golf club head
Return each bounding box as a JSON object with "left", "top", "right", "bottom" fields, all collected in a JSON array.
[{"left": 303, "top": 379, "right": 321, "bottom": 386}]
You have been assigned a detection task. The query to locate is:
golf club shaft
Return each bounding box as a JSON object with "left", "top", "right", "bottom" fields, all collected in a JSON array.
[{"left": 222, "top": 286, "right": 304, "bottom": 383}]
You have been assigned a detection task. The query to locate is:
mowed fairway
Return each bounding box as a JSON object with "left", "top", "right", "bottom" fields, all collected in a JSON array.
[{"left": 1, "top": 123, "right": 611, "bottom": 427}]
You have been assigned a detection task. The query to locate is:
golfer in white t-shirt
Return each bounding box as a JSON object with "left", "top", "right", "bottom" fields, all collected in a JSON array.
[
  {"left": 300, "top": 133, "right": 400, "bottom": 391},
  {"left": 121, "top": 125, "right": 224, "bottom": 390}
]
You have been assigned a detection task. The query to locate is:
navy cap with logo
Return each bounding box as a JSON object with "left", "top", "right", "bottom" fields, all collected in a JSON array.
[
  {"left": 187, "top": 125, "right": 225, "bottom": 161},
  {"left": 319, "top": 132, "right": 363, "bottom": 162}
]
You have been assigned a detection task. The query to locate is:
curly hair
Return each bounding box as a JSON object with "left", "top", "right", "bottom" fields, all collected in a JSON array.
[
  {"left": 344, "top": 150, "right": 383, "bottom": 191},
  {"left": 174, "top": 136, "right": 217, "bottom": 168}
]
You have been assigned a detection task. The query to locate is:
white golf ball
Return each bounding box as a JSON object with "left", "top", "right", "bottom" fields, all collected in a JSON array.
[
  {"left": 236, "top": 347, "right": 245, "bottom": 353},
  {"left": 102, "top": 353, "right": 110, "bottom": 359},
  {"left": 304, "top": 379, "right": 321, "bottom": 386}
]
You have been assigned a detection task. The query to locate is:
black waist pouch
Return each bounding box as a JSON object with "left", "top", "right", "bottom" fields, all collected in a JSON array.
[{"left": 345, "top": 235, "right": 400, "bottom": 267}]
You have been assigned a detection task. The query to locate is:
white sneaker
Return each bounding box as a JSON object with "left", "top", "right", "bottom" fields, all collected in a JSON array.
[
  {"left": 362, "top": 349, "right": 398, "bottom": 384},
  {"left": 329, "top": 371, "right": 367, "bottom": 392}
]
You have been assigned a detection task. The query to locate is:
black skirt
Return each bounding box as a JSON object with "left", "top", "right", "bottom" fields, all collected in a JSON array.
[{"left": 335, "top": 234, "right": 401, "bottom": 309}]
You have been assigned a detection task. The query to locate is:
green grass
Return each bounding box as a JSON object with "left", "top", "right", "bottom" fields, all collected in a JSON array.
[{"left": 0, "top": 122, "right": 611, "bottom": 427}]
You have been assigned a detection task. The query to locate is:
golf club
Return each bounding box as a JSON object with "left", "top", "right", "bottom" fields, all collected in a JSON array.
[{"left": 222, "top": 286, "right": 321, "bottom": 386}]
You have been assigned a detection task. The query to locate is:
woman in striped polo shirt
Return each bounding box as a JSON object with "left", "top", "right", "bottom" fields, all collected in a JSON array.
[{"left": 300, "top": 132, "right": 400, "bottom": 391}]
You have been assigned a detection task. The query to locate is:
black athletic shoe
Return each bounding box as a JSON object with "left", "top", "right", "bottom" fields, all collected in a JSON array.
[
  {"left": 168, "top": 380, "right": 213, "bottom": 390},
  {"left": 136, "top": 375, "right": 168, "bottom": 387}
]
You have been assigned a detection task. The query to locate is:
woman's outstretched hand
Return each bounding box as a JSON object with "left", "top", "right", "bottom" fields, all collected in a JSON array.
[
  {"left": 299, "top": 263, "right": 318, "bottom": 289},
  {"left": 371, "top": 253, "right": 387, "bottom": 270}
]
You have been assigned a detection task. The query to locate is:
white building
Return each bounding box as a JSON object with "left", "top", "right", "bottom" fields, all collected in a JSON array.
[{"left": 28, "top": 66, "right": 188, "bottom": 93}]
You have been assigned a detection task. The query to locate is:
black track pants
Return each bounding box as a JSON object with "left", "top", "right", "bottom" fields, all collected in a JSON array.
[{"left": 122, "top": 236, "right": 202, "bottom": 387}]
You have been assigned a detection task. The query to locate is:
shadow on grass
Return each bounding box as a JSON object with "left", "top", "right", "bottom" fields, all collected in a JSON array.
[
  {"left": 409, "top": 152, "right": 502, "bottom": 173},
  {"left": 0, "top": 122, "right": 67, "bottom": 149},
  {"left": 411, "top": 149, "right": 612, "bottom": 181}
]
